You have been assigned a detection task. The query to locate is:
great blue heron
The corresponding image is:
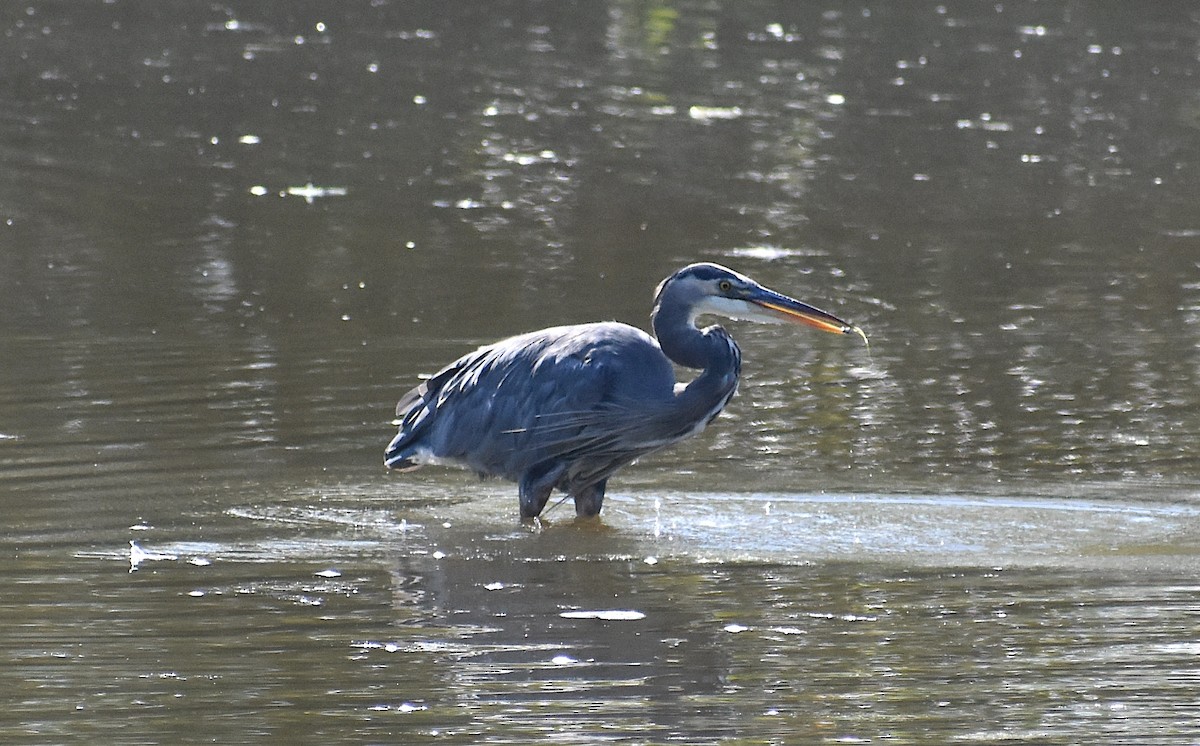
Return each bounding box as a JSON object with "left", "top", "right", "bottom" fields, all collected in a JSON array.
[{"left": 385, "top": 262, "right": 864, "bottom": 519}]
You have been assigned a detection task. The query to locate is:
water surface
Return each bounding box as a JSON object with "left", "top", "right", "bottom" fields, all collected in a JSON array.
[{"left": 3, "top": 1, "right": 1200, "bottom": 743}]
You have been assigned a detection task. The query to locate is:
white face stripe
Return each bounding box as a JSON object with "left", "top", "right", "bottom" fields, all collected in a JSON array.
[{"left": 691, "top": 295, "right": 787, "bottom": 325}]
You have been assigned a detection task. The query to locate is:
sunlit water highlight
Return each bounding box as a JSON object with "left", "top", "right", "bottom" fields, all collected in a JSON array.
[
  {"left": 105, "top": 484, "right": 1200, "bottom": 574},
  {"left": 29, "top": 480, "right": 1200, "bottom": 744}
]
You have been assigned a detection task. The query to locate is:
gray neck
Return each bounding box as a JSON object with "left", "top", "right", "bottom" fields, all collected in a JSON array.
[{"left": 651, "top": 294, "right": 742, "bottom": 420}]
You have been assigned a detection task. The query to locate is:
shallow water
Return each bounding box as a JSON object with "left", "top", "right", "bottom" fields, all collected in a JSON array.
[{"left": 4, "top": 1, "right": 1200, "bottom": 743}]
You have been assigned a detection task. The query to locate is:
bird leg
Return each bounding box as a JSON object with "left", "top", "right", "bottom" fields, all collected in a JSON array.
[
  {"left": 518, "top": 462, "right": 565, "bottom": 519},
  {"left": 571, "top": 479, "right": 607, "bottom": 518}
]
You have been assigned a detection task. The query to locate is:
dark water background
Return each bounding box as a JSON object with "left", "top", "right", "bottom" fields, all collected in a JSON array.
[{"left": 3, "top": 1, "right": 1200, "bottom": 742}]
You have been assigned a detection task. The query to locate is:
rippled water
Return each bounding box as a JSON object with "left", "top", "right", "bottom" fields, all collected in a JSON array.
[{"left": 4, "top": 1, "right": 1200, "bottom": 743}]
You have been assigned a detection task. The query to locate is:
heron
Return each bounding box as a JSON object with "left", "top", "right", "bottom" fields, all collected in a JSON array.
[{"left": 385, "top": 262, "right": 864, "bottom": 519}]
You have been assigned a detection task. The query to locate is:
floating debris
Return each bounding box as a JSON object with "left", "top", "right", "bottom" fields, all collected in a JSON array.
[
  {"left": 560, "top": 609, "right": 646, "bottom": 621},
  {"left": 368, "top": 701, "right": 426, "bottom": 713},
  {"left": 688, "top": 105, "right": 743, "bottom": 121},
  {"left": 955, "top": 117, "right": 1014, "bottom": 132},
  {"left": 767, "top": 626, "right": 807, "bottom": 635},
  {"left": 286, "top": 182, "right": 348, "bottom": 204},
  {"left": 353, "top": 640, "right": 403, "bottom": 653},
  {"left": 129, "top": 540, "right": 177, "bottom": 573}
]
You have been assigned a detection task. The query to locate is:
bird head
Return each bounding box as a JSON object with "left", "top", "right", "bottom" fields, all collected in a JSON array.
[{"left": 654, "top": 263, "right": 867, "bottom": 342}]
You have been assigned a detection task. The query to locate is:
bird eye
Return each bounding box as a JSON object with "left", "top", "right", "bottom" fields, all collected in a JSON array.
[{"left": 718, "top": 280, "right": 733, "bottom": 293}]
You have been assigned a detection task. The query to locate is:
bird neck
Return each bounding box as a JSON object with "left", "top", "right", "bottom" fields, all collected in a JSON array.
[
  {"left": 650, "top": 299, "right": 742, "bottom": 431},
  {"left": 652, "top": 300, "right": 741, "bottom": 389},
  {"left": 652, "top": 299, "right": 698, "bottom": 368}
]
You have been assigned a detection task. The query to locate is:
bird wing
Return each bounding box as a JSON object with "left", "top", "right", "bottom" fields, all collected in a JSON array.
[
  {"left": 386, "top": 342, "right": 507, "bottom": 469},
  {"left": 387, "top": 323, "right": 677, "bottom": 480}
]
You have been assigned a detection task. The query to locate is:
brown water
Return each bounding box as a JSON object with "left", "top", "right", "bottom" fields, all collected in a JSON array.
[{"left": 4, "top": 1, "right": 1200, "bottom": 743}]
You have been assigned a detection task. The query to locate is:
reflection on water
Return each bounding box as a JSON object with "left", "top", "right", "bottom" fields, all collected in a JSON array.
[
  {"left": 3, "top": 0, "right": 1200, "bottom": 742},
  {"left": 11, "top": 485, "right": 1200, "bottom": 744}
]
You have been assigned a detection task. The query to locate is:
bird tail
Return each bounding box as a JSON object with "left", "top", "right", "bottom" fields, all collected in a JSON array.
[
  {"left": 385, "top": 353, "right": 477, "bottom": 470},
  {"left": 384, "top": 398, "right": 425, "bottom": 470},
  {"left": 384, "top": 419, "right": 425, "bottom": 470},
  {"left": 384, "top": 453, "right": 421, "bottom": 471},
  {"left": 384, "top": 367, "right": 447, "bottom": 470}
]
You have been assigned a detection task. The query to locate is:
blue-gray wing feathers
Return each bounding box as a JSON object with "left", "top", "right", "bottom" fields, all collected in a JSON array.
[{"left": 385, "top": 323, "right": 678, "bottom": 486}]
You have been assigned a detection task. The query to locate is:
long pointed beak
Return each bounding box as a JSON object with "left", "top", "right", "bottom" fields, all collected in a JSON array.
[{"left": 750, "top": 288, "right": 869, "bottom": 345}]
